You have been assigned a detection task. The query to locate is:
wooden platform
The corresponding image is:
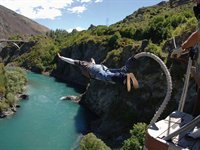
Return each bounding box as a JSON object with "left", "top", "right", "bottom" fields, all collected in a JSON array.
[{"left": 145, "top": 111, "right": 200, "bottom": 150}]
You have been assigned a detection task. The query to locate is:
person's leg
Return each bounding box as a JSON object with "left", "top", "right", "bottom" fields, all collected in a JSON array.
[
  {"left": 110, "top": 73, "right": 126, "bottom": 84},
  {"left": 87, "top": 64, "right": 125, "bottom": 83},
  {"left": 108, "top": 68, "right": 126, "bottom": 73},
  {"left": 107, "top": 56, "right": 137, "bottom": 74},
  {"left": 88, "top": 65, "right": 138, "bottom": 91},
  {"left": 88, "top": 64, "right": 114, "bottom": 81},
  {"left": 128, "top": 73, "right": 139, "bottom": 89},
  {"left": 124, "top": 56, "right": 138, "bottom": 72}
]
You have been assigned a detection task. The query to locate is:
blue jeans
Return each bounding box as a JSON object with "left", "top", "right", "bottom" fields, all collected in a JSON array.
[
  {"left": 88, "top": 64, "right": 126, "bottom": 84},
  {"left": 79, "top": 56, "right": 136, "bottom": 83}
]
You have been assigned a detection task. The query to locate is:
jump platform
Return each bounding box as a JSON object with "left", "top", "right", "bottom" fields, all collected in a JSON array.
[{"left": 145, "top": 111, "right": 200, "bottom": 150}]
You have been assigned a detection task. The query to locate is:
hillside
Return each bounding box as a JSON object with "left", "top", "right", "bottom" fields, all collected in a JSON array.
[
  {"left": 0, "top": 0, "right": 199, "bottom": 149},
  {"left": 0, "top": 5, "right": 50, "bottom": 39}
]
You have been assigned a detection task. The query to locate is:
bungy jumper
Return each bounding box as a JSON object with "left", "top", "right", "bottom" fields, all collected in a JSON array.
[{"left": 143, "top": 38, "right": 200, "bottom": 150}]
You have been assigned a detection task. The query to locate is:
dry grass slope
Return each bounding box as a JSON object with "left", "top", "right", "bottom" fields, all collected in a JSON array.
[{"left": 0, "top": 5, "right": 50, "bottom": 39}]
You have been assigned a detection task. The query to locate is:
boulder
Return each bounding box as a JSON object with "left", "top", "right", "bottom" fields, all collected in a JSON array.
[
  {"left": 19, "top": 94, "right": 29, "bottom": 100},
  {"left": 60, "top": 95, "right": 81, "bottom": 102}
]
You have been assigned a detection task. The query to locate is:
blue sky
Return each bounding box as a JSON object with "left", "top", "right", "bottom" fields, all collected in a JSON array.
[{"left": 0, "top": 0, "right": 166, "bottom": 32}]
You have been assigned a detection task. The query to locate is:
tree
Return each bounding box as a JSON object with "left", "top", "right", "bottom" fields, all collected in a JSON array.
[
  {"left": 169, "top": 0, "right": 173, "bottom": 8},
  {"left": 122, "top": 123, "right": 147, "bottom": 150},
  {"left": 80, "top": 133, "right": 111, "bottom": 150},
  {"left": 108, "top": 31, "right": 121, "bottom": 47}
]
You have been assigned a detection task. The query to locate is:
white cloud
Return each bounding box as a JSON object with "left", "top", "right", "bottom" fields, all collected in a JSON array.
[
  {"left": 0, "top": 0, "right": 103, "bottom": 19},
  {"left": 0, "top": 0, "right": 73, "bottom": 19},
  {"left": 68, "top": 5, "right": 86, "bottom": 14},
  {"left": 95, "top": 0, "right": 103, "bottom": 3},
  {"left": 80, "top": 0, "right": 92, "bottom": 3}
]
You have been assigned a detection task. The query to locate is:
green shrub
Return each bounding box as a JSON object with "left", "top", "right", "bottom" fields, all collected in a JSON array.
[
  {"left": 144, "top": 16, "right": 172, "bottom": 43},
  {"left": 5, "top": 93, "right": 16, "bottom": 106},
  {"left": 0, "top": 100, "right": 9, "bottom": 112},
  {"left": 5, "top": 67, "right": 27, "bottom": 94},
  {"left": 122, "top": 123, "right": 147, "bottom": 150},
  {"left": 80, "top": 133, "right": 111, "bottom": 150},
  {"left": 14, "top": 36, "right": 59, "bottom": 72},
  {"left": 120, "top": 27, "right": 136, "bottom": 39},
  {"left": 91, "top": 25, "right": 108, "bottom": 36},
  {"left": 172, "top": 18, "right": 197, "bottom": 36},
  {"left": 122, "top": 138, "right": 141, "bottom": 150},
  {"left": 104, "top": 48, "right": 123, "bottom": 66},
  {"left": 0, "top": 63, "right": 6, "bottom": 96},
  {"left": 147, "top": 42, "right": 162, "bottom": 56},
  {"left": 108, "top": 31, "right": 121, "bottom": 47}
]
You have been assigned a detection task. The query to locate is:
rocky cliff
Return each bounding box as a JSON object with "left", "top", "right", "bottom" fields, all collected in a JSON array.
[
  {"left": 55, "top": 35, "right": 197, "bottom": 147},
  {"left": 0, "top": 34, "right": 197, "bottom": 147}
]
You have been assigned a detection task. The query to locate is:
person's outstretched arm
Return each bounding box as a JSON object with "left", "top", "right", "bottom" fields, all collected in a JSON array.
[
  {"left": 181, "top": 0, "right": 200, "bottom": 50},
  {"left": 181, "top": 30, "right": 200, "bottom": 50},
  {"left": 57, "top": 53, "right": 76, "bottom": 65}
]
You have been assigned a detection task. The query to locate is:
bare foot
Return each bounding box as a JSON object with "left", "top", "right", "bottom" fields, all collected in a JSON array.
[
  {"left": 129, "top": 73, "right": 139, "bottom": 89},
  {"left": 126, "top": 73, "right": 131, "bottom": 92},
  {"left": 125, "top": 73, "right": 139, "bottom": 92}
]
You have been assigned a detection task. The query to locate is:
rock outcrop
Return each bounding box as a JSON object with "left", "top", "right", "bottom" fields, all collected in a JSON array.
[{"left": 60, "top": 95, "right": 81, "bottom": 102}]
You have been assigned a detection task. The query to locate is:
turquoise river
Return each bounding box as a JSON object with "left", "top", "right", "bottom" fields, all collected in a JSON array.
[{"left": 0, "top": 72, "right": 88, "bottom": 150}]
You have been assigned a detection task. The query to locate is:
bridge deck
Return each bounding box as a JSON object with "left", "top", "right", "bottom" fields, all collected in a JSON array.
[
  {"left": 146, "top": 111, "right": 200, "bottom": 150},
  {"left": 0, "top": 39, "right": 28, "bottom": 42}
]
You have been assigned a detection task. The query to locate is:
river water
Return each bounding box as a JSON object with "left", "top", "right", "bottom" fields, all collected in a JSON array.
[{"left": 0, "top": 72, "right": 87, "bottom": 150}]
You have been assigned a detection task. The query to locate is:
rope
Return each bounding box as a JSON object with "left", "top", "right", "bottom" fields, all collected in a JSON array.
[
  {"left": 178, "top": 57, "right": 192, "bottom": 112},
  {"left": 134, "top": 52, "right": 172, "bottom": 125}
]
